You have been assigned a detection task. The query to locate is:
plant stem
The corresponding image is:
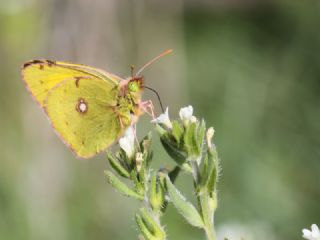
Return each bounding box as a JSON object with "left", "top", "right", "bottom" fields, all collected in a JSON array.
[
  {"left": 190, "top": 158, "right": 217, "bottom": 240},
  {"left": 199, "top": 193, "right": 216, "bottom": 240},
  {"left": 143, "top": 172, "right": 167, "bottom": 240},
  {"left": 204, "top": 225, "right": 216, "bottom": 240}
]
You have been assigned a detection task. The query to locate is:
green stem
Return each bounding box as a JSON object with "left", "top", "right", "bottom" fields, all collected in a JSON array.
[
  {"left": 199, "top": 193, "right": 216, "bottom": 240},
  {"left": 141, "top": 172, "right": 167, "bottom": 240},
  {"left": 191, "top": 158, "right": 216, "bottom": 240},
  {"left": 204, "top": 225, "right": 216, "bottom": 240}
]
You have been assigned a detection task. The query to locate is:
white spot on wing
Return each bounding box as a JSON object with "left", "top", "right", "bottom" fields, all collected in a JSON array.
[
  {"left": 76, "top": 98, "right": 88, "bottom": 114},
  {"left": 79, "top": 102, "right": 87, "bottom": 112}
]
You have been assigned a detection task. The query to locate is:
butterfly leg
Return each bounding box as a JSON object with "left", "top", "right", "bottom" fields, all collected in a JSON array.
[
  {"left": 140, "top": 100, "right": 155, "bottom": 119},
  {"left": 118, "top": 115, "right": 125, "bottom": 129},
  {"left": 131, "top": 124, "right": 141, "bottom": 150}
]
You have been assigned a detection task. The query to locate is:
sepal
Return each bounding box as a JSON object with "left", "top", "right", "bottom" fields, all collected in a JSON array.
[
  {"left": 107, "top": 152, "right": 130, "bottom": 178},
  {"left": 104, "top": 170, "right": 144, "bottom": 200},
  {"left": 149, "top": 171, "right": 165, "bottom": 213},
  {"left": 200, "top": 147, "right": 218, "bottom": 194}
]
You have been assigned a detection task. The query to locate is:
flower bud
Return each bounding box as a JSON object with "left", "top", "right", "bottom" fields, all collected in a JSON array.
[
  {"left": 206, "top": 127, "right": 215, "bottom": 149},
  {"left": 135, "top": 152, "right": 144, "bottom": 172},
  {"left": 179, "top": 105, "right": 194, "bottom": 121}
]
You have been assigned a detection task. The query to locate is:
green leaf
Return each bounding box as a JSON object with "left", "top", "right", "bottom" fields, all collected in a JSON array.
[
  {"left": 135, "top": 213, "right": 156, "bottom": 240},
  {"left": 159, "top": 167, "right": 181, "bottom": 214},
  {"left": 140, "top": 208, "right": 166, "bottom": 239},
  {"left": 160, "top": 135, "right": 187, "bottom": 165},
  {"left": 196, "top": 120, "right": 206, "bottom": 153},
  {"left": 200, "top": 154, "right": 209, "bottom": 185},
  {"left": 155, "top": 124, "right": 167, "bottom": 136},
  {"left": 172, "top": 120, "right": 184, "bottom": 144},
  {"left": 130, "top": 171, "right": 145, "bottom": 196},
  {"left": 168, "top": 166, "right": 181, "bottom": 184},
  {"left": 145, "top": 151, "right": 153, "bottom": 168},
  {"left": 207, "top": 148, "right": 219, "bottom": 193},
  {"left": 149, "top": 172, "right": 164, "bottom": 213},
  {"left": 107, "top": 152, "right": 130, "bottom": 178},
  {"left": 117, "top": 150, "right": 132, "bottom": 169},
  {"left": 135, "top": 208, "right": 166, "bottom": 240},
  {"left": 137, "top": 162, "right": 147, "bottom": 189},
  {"left": 104, "top": 170, "right": 143, "bottom": 200},
  {"left": 190, "top": 158, "right": 201, "bottom": 185},
  {"left": 184, "top": 122, "right": 199, "bottom": 156},
  {"left": 166, "top": 176, "right": 204, "bottom": 228},
  {"left": 200, "top": 147, "right": 219, "bottom": 194}
]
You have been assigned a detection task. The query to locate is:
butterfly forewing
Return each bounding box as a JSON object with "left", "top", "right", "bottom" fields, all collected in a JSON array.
[{"left": 22, "top": 60, "right": 122, "bottom": 107}]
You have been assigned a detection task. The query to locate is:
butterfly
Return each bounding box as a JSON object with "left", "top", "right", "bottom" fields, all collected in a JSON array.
[{"left": 21, "top": 49, "right": 172, "bottom": 158}]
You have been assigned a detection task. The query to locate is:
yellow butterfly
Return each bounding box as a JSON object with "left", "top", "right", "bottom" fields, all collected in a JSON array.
[{"left": 22, "top": 50, "right": 172, "bottom": 158}]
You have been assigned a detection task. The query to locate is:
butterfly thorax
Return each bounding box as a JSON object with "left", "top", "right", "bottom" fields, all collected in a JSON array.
[{"left": 116, "top": 76, "right": 144, "bottom": 126}]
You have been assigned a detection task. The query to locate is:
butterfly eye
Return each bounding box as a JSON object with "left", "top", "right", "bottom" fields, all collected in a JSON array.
[{"left": 128, "top": 81, "right": 139, "bottom": 92}]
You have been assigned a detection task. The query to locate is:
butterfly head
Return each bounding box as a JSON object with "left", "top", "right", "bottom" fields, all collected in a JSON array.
[
  {"left": 122, "top": 49, "right": 172, "bottom": 113},
  {"left": 128, "top": 76, "right": 144, "bottom": 93}
]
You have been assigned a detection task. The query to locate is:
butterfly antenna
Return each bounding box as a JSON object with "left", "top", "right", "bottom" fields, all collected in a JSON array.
[
  {"left": 130, "top": 65, "right": 135, "bottom": 79},
  {"left": 142, "top": 86, "right": 165, "bottom": 113},
  {"left": 136, "top": 49, "right": 173, "bottom": 76}
]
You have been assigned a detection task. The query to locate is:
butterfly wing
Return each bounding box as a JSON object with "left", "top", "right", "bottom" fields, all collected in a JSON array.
[
  {"left": 44, "top": 77, "right": 128, "bottom": 158},
  {"left": 22, "top": 60, "right": 123, "bottom": 107}
]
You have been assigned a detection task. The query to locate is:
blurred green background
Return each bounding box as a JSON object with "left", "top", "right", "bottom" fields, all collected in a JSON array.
[{"left": 1, "top": 0, "right": 319, "bottom": 239}]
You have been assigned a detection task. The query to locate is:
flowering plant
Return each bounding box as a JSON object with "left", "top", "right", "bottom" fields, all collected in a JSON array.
[{"left": 105, "top": 105, "right": 219, "bottom": 240}]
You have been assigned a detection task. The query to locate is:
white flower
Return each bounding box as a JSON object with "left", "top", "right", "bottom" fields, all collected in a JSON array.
[
  {"left": 151, "top": 107, "right": 172, "bottom": 129},
  {"left": 303, "top": 224, "right": 320, "bottom": 240},
  {"left": 119, "top": 126, "right": 135, "bottom": 158},
  {"left": 179, "top": 105, "right": 194, "bottom": 121}
]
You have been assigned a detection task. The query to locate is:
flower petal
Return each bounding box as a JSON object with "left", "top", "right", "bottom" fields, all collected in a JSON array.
[
  {"left": 179, "top": 105, "right": 194, "bottom": 121},
  {"left": 311, "top": 224, "right": 320, "bottom": 237},
  {"left": 303, "top": 229, "right": 312, "bottom": 239},
  {"left": 151, "top": 107, "right": 172, "bottom": 129},
  {"left": 119, "top": 126, "right": 135, "bottom": 158}
]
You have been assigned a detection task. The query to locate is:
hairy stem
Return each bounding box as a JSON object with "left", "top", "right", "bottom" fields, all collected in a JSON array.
[
  {"left": 191, "top": 159, "right": 217, "bottom": 240},
  {"left": 199, "top": 193, "right": 216, "bottom": 240}
]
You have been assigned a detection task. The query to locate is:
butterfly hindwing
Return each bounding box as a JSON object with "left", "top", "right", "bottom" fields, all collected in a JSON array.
[{"left": 44, "top": 77, "right": 128, "bottom": 158}]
